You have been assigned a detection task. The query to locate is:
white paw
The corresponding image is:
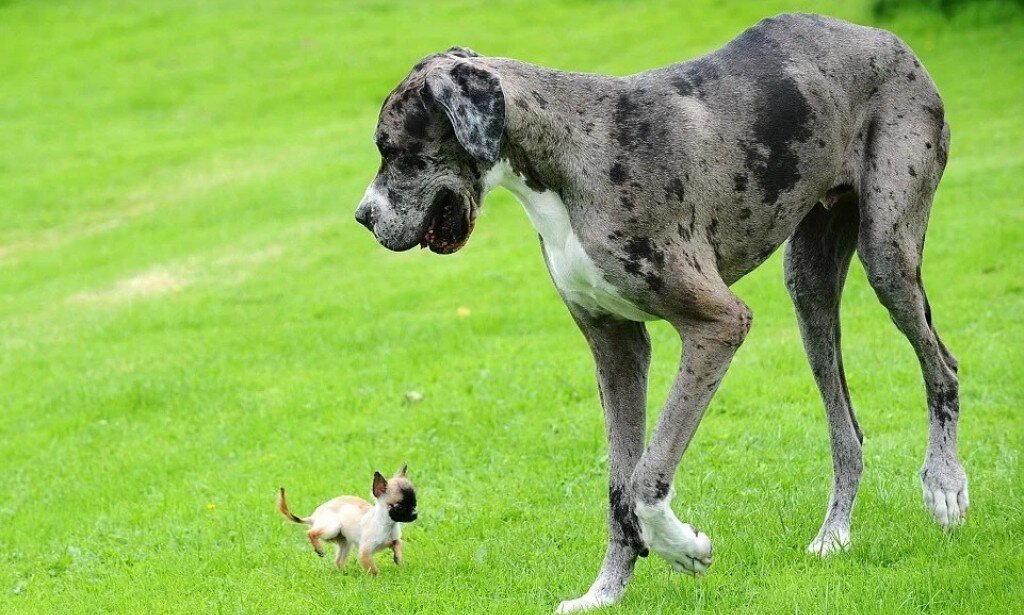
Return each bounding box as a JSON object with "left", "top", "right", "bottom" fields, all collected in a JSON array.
[
  {"left": 806, "top": 530, "right": 850, "bottom": 557},
  {"left": 635, "top": 498, "right": 712, "bottom": 576},
  {"left": 922, "top": 461, "right": 969, "bottom": 531},
  {"left": 555, "top": 591, "right": 618, "bottom": 614}
]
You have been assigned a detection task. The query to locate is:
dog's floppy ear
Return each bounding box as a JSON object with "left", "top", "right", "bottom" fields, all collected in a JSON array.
[
  {"left": 423, "top": 60, "right": 505, "bottom": 163},
  {"left": 397, "top": 463, "right": 408, "bottom": 477},
  {"left": 372, "top": 471, "right": 388, "bottom": 498}
]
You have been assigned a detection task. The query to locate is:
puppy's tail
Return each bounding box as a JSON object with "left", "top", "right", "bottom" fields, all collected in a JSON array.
[{"left": 277, "top": 487, "right": 311, "bottom": 525}]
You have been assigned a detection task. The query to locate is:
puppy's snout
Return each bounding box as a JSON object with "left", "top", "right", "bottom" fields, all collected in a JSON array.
[{"left": 354, "top": 201, "right": 375, "bottom": 231}]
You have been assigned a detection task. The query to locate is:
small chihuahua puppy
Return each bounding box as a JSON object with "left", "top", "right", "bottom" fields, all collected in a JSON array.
[{"left": 277, "top": 464, "right": 418, "bottom": 575}]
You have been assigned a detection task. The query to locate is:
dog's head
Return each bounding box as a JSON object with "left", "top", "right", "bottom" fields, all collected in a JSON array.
[
  {"left": 354, "top": 47, "right": 505, "bottom": 254},
  {"left": 372, "top": 463, "right": 418, "bottom": 523}
]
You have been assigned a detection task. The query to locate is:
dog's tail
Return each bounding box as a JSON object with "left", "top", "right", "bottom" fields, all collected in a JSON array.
[{"left": 277, "top": 487, "right": 311, "bottom": 525}]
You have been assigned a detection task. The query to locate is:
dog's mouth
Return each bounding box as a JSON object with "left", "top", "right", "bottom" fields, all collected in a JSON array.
[{"left": 420, "top": 188, "right": 474, "bottom": 255}]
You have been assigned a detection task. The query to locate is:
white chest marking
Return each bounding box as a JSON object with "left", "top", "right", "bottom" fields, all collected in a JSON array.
[{"left": 483, "top": 161, "right": 657, "bottom": 322}]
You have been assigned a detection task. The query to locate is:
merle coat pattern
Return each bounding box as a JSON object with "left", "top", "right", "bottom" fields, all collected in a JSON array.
[{"left": 354, "top": 14, "right": 965, "bottom": 613}]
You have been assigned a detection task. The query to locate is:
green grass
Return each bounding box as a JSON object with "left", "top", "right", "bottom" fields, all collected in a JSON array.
[{"left": 1, "top": 0, "right": 1022, "bottom": 612}]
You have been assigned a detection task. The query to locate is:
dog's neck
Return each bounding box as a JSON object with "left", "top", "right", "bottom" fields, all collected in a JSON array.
[
  {"left": 480, "top": 59, "right": 591, "bottom": 194},
  {"left": 368, "top": 500, "right": 396, "bottom": 529}
]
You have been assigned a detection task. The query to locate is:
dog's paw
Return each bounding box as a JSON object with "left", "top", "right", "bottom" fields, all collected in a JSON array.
[
  {"left": 806, "top": 530, "right": 850, "bottom": 557},
  {"left": 635, "top": 498, "right": 712, "bottom": 576},
  {"left": 922, "top": 459, "right": 969, "bottom": 531},
  {"left": 555, "top": 591, "right": 619, "bottom": 614}
]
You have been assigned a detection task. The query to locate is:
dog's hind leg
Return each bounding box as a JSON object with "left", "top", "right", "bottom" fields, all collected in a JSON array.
[
  {"left": 858, "top": 114, "right": 966, "bottom": 529},
  {"left": 307, "top": 528, "right": 325, "bottom": 557},
  {"left": 556, "top": 315, "right": 650, "bottom": 614},
  {"left": 785, "top": 196, "right": 862, "bottom": 555},
  {"left": 334, "top": 539, "right": 351, "bottom": 568}
]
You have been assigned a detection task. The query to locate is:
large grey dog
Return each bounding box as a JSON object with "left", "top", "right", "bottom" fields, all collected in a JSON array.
[{"left": 354, "top": 13, "right": 965, "bottom": 612}]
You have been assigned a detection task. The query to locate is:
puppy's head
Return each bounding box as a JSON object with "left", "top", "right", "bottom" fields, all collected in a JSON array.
[
  {"left": 372, "top": 463, "right": 418, "bottom": 523},
  {"left": 354, "top": 47, "right": 505, "bottom": 255}
]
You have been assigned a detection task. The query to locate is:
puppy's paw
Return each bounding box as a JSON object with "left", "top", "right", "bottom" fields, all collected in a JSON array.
[{"left": 635, "top": 498, "right": 712, "bottom": 576}]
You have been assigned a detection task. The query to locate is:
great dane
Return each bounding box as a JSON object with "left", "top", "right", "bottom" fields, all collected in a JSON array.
[{"left": 354, "top": 13, "right": 965, "bottom": 612}]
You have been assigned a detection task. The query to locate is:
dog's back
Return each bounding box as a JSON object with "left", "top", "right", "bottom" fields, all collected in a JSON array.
[{"left": 310, "top": 496, "right": 372, "bottom": 542}]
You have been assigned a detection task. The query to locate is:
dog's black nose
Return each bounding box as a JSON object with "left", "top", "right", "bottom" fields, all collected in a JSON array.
[{"left": 354, "top": 203, "right": 375, "bottom": 230}]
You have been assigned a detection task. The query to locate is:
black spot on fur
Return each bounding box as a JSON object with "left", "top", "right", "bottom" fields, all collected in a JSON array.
[
  {"left": 667, "top": 58, "right": 718, "bottom": 98},
  {"left": 652, "top": 480, "right": 671, "bottom": 500},
  {"left": 907, "top": 71, "right": 916, "bottom": 81},
  {"left": 908, "top": 165, "right": 917, "bottom": 177},
  {"left": 620, "top": 237, "right": 665, "bottom": 290},
  {"left": 739, "top": 207, "right": 752, "bottom": 220},
  {"left": 612, "top": 93, "right": 654, "bottom": 151},
  {"left": 734, "top": 173, "right": 748, "bottom": 192},
  {"left": 620, "top": 196, "right": 635, "bottom": 210},
  {"left": 722, "top": 27, "right": 813, "bottom": 204},
  {"left": 922, "top": 104, "right": 944, "bottom": 122},
  {"left": 665, "top": 178, "right": 685, "bottom": 201},
  {"left": 609, "top": 486, "right": 646, "bottom": 555},
  {"left": 610, "top": 162, "right": 628, "bottom": 185},
  {"left": 932, "top": 385, "right": 959, "bottom": 427},
  {"left": 531, "top": 90, "right": 549, "bottom": 108}
]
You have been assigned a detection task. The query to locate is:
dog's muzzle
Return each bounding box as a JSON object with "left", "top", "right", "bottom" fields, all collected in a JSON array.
[
  {"left": 354, "top": 201, "right": 375, "bottom": 231},
  {"left": 390, "top": 508, "right": 418, "bottom": 523}
]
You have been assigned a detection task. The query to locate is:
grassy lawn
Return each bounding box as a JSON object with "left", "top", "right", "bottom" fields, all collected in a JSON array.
[{"left": 1, "top": 0, "right": 1022, "bottom": 612}]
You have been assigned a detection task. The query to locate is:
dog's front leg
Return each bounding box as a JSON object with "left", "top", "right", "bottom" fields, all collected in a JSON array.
[
  {"left": 556, "top": 314, "right": 651, "bottom": 614},
  {"left": 357, "top": 545, "right": 379, "bottom": 576},
  {"left": 391, "top": 539, "right": 403, "bottom": 565},
  {"left": 630, "top": 291, "right": 752, "bottom": 576}
]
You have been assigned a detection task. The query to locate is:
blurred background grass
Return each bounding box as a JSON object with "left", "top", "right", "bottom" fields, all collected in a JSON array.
[{"left": 0, "top": 1, "right": 1021, "bottom": 613}]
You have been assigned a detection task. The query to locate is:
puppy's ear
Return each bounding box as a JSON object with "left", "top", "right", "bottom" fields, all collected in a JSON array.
[
  {"left": 423, "top": 60, "right": 505, "bottom": 163},
  {"left": 397, "top": 463, "right": 408, "bottom": 477},
  {"left": 372, "top": 471, "right": 388, "bottom": 498}
]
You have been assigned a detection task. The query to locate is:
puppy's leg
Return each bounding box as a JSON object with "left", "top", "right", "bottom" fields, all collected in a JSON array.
[
  {"left": 556, "top": 314, "right": 650, "bottom": 614},
  {"left": 391, "top": 539, "right": 403, "bottom": 565},
  {"left": 630, "top": 276, "right": 752, "bottom": 576},
  {"left": 307, "top": 528, "right": 325, "bottom": 557},
  {"left": 357, "top": 545, "right": 379, "bottom": 576},
  {"left": 334, "top": 539, "right": 351, "bottom": 568},
  {"left": 785, "top": 199, "right": 862, "bottom": 556}
]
